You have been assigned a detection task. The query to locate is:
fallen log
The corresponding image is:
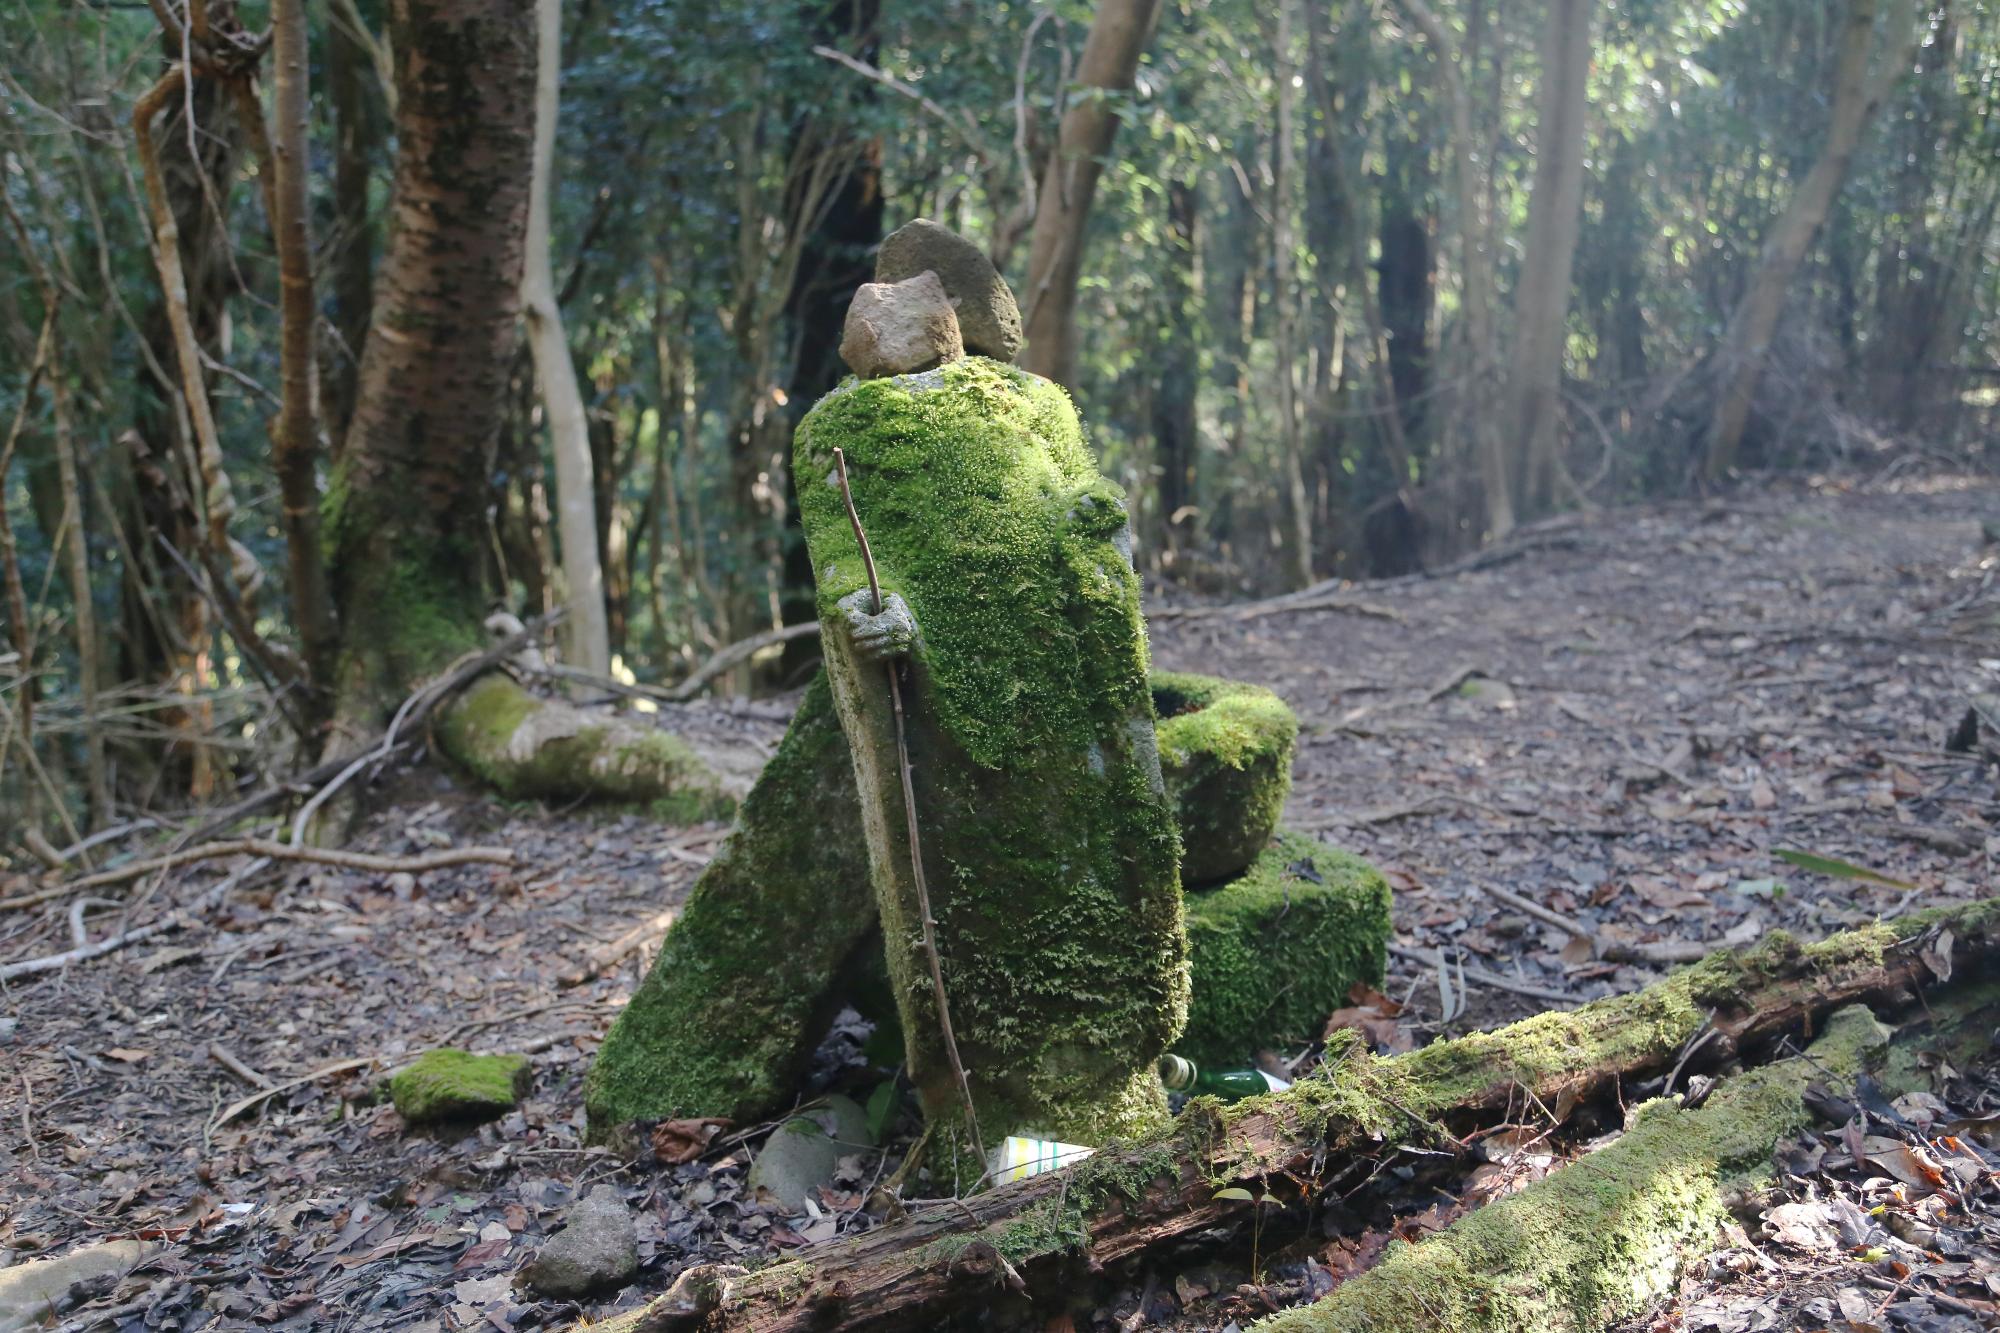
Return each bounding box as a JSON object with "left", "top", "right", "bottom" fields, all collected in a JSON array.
[
  {"left": 1264, "top": 981, "right": 2000, "bottom": 1332},
  {"left": 582, "top": 897, "right": 1999, "bottom": 1333}
]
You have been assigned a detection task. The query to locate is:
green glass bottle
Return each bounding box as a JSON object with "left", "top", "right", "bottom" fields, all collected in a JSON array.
[{"left": 1159, "top": 1054, "right": 1291, "bottom": 1101}]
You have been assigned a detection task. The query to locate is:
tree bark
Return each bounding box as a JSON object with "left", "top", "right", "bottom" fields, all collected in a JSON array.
[
  {"left": 327, "top": 0, "right": 538, "bottom": 728},
  {"left": 1018, "top": 0, "right": 1164, "bottom": 385},
  {"left": 1706, "top": 0, "right": 1918, "bottom": 478},
  {"left": 326, "top": 0, "right": 385, "bottom": 442},
  {"left": 1150, "top": 175, "right": 1199, "bottom": 563},
  {"left": 1269, "top": 0, "right": 1313, "bottom": 589},
  {"left": 522, "top": 0, "right": 610, "bottom": 676},
  {"left": 270, "top": 0, "right": 341, "bottom": 725},
  {"left": 1396, "top": 0, "right": 1507, "bottom": 538},
  {"left": 1498, "top": 0, "right": 1593, "bottom": 523},
  {"left": 585, "top": 898, "right": 1999, "bottom": 1333}
]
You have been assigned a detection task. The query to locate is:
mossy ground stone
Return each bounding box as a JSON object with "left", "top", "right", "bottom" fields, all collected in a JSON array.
[
  {"left": 1152, "top": 671, "right": 1297, "bottom": 885},
  {"left": 1177, "top": 831, "right": 1392, "bottom": 1064},
  {"left": 389, "top": 1049, "right": 529, "bottom": 1124},
  {"left": 437, "top": 673, "right": 737, "bottom": 820}
]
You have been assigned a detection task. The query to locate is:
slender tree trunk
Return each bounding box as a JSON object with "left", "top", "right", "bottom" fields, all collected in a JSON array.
[
  {"left": 326, "top": 0, "right": 383, "bottom": 443},
  {"left": 1398, "top": 0, "right": 1507, "bottom": 537},
  {"left": 1269, "top": 0, "right": 1312, "bottom": 588},
  {"left": 49, "top": 362, "right": 110, "bottom": 826},
  {"left": 1151, "top": 175, "right": 1200, "bottom": 563},
  {"left": 522, "top": 0, "right": 610, "bottom": 674},
  {"left": 1499, "top": 0, "right": 1593, "bottom": 521},
  {"left": 270, "top": 0, "right": 340, "bottom": 728},
  {"left": 328, "top": 0, "right": 538, "bottom": 728},
  {"left": 1706, "top": 0, "right": 1918, "bottom": 477},
  {"left": 1019, "top": 0, "right": 1164, "bottom": 385}
]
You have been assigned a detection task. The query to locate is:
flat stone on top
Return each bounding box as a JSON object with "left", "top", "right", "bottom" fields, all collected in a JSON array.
[
  {"left": 840, "top": 270, "right": 965, "bottom": 380},
  {"left": 875, "top": 218, "right": 1022, "bottom": 362}
]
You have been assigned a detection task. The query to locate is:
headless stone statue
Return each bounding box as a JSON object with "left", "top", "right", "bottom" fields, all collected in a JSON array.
[{"left": 798, "top": 228, "right": 1189, "bottom": 1175}]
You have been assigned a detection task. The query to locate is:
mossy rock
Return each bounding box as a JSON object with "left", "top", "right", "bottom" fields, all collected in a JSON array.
[
  {"left": 1152, "top": 671, "right": 1296, "bottom": 885},
  {"left": 583, "top": 675, "right": 877, "bottom": 1138},
  {"left": 1176, "top": 831, "right": 1392, "bottom": 1065},
  {"left": 798, "top": 357, "right": 1187, "bottom": 1152},
  {"left": 389, "top": 1049, "right": 529, "bottom": 1124},
  {"left": 437, "top": 673, "right": 736, "bottom": 820}
]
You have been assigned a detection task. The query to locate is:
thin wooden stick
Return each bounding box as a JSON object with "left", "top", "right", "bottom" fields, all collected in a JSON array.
[
  {"left": 831, "top": 446, "right": 984, "bottom": 1172},
  {"left": 47, "top": 838, "right": 513, "bottom": 897},
  {"left": 208, "top": 1056, "right": 376, "bottom": 1133}
]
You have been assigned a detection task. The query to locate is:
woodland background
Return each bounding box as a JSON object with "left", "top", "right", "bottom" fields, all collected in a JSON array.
[{"left": 3, "top": 0, "right": 1998, "bottom": 841}]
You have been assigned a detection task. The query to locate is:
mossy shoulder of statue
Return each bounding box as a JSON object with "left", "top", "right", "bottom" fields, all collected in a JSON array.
[
  {"left": 1153, "top": 672, "right": 1298, "bottom": 886},
  {"left": 797, "top": 358, "right": 1145, "bottom": 768}
]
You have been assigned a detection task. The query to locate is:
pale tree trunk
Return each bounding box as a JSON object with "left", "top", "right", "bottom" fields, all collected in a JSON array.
[
  {"left": 1499, "top": 0, "right": 1593, "bottom": 523},
  {"left": 522, "top": 0, "right": 610, "bottom": 675},
  {"left": 270, "top": 0, "right": 340, "bottom": 722},
  {"left": 1018, "top": 0, "right": 1164, "bottom": 385},
  {"left": 1269, "top": 0, "right": 1313, "bottom": 589},
  {"left": 1397, "top": 0, "right": 1507, "bottom": 538},
  {"left": 50, "top": 365, "right": 109, "bottom": 827},
  {"left": 1706, "top": 0, "right": 1918, "bottom": 478},
  {"left": 328, "top": 0, "right": 537, "bottom": 729}
]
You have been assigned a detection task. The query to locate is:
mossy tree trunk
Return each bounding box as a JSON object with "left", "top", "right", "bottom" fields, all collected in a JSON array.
[
  {"left": 798, "top": 359, "right": 1188, "bottom": 1169},
  {"left": 326, "top": 0, "right": 537, "bottom": 731}
]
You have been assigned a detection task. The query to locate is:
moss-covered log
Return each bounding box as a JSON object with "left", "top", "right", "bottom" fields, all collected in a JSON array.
[
  {"left": 583, "top": 676, "right": 875, "bottom": 1134},
  {"left": 577, "top": 897, "right": 2000, "bottom": 1333},
  {"left": 1178, "top": 832, "right": 1390, "bottom": 1063},
  {"left": 798, "top": 359, "right": 1188, "bottom": 1158},
  {"left": 436, "top": 673, "right": 741, "bottom": 818},
  {"left": 1153, "top": 672, "right": 1297, "bottom": 885},
  {"left": 1261, "top": 1005, "right": 1895, "bottom": 1333}
]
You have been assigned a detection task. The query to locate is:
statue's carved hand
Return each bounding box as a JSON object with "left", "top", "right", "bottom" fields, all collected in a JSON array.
[{"left": 839, "top": 589, "right": 919, "bottom": 663}]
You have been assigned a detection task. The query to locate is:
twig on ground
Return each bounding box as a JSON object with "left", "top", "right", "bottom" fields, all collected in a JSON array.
[
  {"left": 1388, "top": 942, "right": 1579, "bottom": 1007},
  {"left": 0, "top": 856, "right": 271, "bottom": 981},
  {"left": 559, "top": 908, "right": 680, "bottom": 988},
  {"left": 63, "top": 838, "right": 514, "bottom": 894},
  {"left": 208, "top": 1056, "right": 377, "bottom": 1133},
  {"left": 208, "top": 1042, "right": 274, "bottom": 1089},
  {"left": 440, "top": 998, "right": 611, "bottom": 1047},
  {"left": 1476, "top": 881, "right": 1595, "bottom": 945}
]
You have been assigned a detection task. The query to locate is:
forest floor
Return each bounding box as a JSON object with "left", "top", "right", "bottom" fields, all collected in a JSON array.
[{"left": 3, "top": 473, "right": 1999, "bottom": 1332}]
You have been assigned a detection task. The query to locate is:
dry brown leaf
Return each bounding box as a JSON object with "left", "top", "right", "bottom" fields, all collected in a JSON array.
[{"left": 652, "top": 1116, "right": 733, "bottom": 1164}]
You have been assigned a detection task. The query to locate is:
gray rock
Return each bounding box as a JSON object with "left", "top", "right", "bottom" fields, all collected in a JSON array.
[
  {"left": 840, "top": 271, "right": 964, "bottom": 380},
  {"left": 517, "top": 1185, "right": 638, "bottom": 1299},
  {"left": 875, "top": 218, "right": 1022, "bottom": 362},
  {"left": 813, "top": 1093, "right": 875, "bottom": 1151},
  {"left": 745, "top": 1117, "right": 841, "bottom": 1211},
  {"left": 0, "top": 1239, "right": 152, "bottom": 1332}
]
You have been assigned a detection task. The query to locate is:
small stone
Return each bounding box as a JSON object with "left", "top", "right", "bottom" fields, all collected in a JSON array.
[
  {"left": 875, "top": 218, "right": 1022, "bottom": 361},
  {"left": 745, "top": 1117, "right": 841, "bottom": 1211},
  {"left": 840, "top": 271, "right": 964, "bottom": 379},
  {"left": 388, "top": 1049, "right": 529, "bottom": 1125},
  {"left": 0, "top": 1239, "right": 152, "bottom": 1331},
  {"left": 517, "top": 1185, "right": 638, "bottom": 1298}
]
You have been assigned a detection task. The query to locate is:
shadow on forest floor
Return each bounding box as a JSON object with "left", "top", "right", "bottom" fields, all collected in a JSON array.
[{"left": 4, "top": 472, "right": 1998, "bottom": 1330}]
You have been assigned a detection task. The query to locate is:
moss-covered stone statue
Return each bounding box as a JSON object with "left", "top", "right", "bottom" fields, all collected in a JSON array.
[{"left": 798, "top": 295, "right": 1186, "bottom": 1173}]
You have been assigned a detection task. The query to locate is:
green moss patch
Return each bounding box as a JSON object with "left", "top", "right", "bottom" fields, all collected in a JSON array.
[
  {"left": 1152, "top": 672, "right": 1297, "bottom": 885},
  {"left": 389, "top": 1049, "right": 529, "bottom": 1124},
  {"left": 1177, "top": 831, "right": 1392, "bottom": 1064},
  {"left": 584, "top": 674, "right": 877, "bottom": 1136}
]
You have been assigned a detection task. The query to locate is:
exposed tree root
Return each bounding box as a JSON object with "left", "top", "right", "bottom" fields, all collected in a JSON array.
[{"left": 580, "top": 897, "right": 1997, "bottom": 1333}]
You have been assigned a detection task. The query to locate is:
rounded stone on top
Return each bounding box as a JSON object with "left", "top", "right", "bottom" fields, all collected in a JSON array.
[
  {"left": 840, "top": 270, "right": 965, "bottom": 380},
  {"left": 875, "top": 218, "right": 1022, "bottom": 363}
]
